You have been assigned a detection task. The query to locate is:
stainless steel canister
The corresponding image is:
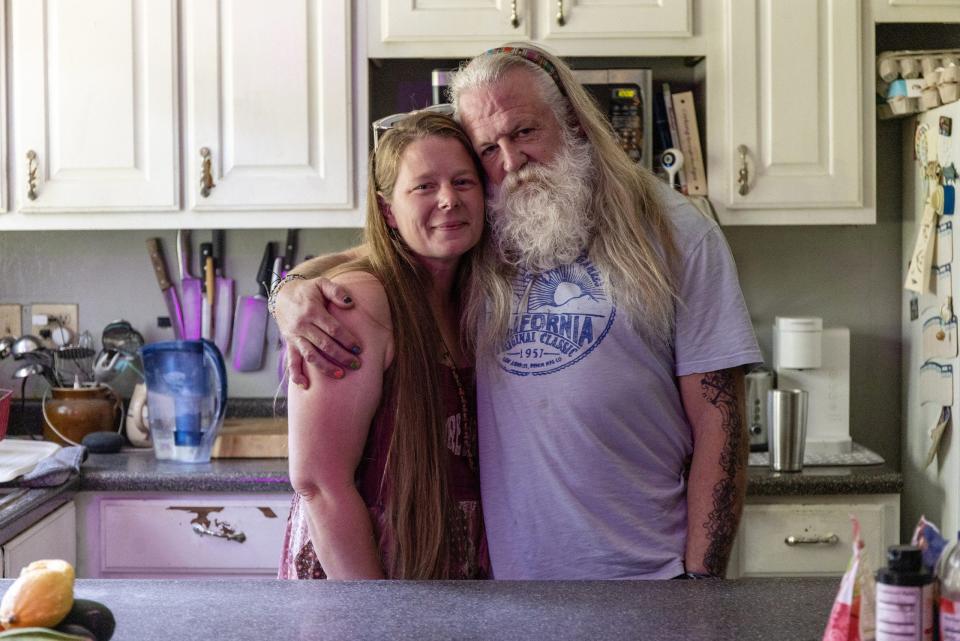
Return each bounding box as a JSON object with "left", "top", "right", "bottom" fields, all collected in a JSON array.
[
  {"left": 767, "top": 389, "right": 808, "bottom": 472},
  {"left": 745, "top": 367, "right": 775, "bottom": 450}
]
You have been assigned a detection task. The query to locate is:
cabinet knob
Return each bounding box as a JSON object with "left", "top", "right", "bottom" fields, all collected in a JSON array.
[
  {"left": 200, "top": 147, "right": 216, "bottom": 198},
  {"left": 784, "top": 533, "right": 839, "bottom": 546},
  {"left": 26, "top": 150, "right": 39, "bottom": 201},
  {"left": 556, "top": 0, "right": 566, "bottom": 26},
  {"left": 737, "top": 145, "right": 750, "bottom": 196},
  {"left": 510, "top": 0, "right": 519, "bottom": 28}
]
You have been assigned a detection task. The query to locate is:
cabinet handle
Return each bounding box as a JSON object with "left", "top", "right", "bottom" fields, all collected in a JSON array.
[
  {"left": 737, "top": 145, "right": 750, "bottom": 196},
  {"left": 200, "top": 147, "right": 215, "bottom": 198},
  {"left": 192, "top": 519, "right": 246, "bottom": 543},
  {"left": 510, "top": 1, "right": 519, "bottom": 28},
  {"left": 556, "top": 0, "right": 566, "bottom": 26},
  {"left": 784, "top": 533, "right": 839, "bottom": 546},
  {"left": 26, "top": 150, "right": 39, "bottom": 201}
]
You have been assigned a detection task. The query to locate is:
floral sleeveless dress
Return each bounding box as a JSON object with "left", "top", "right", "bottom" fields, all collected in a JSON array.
[{"left": 278, "top": 364, "right": 489, "bottom": 580}]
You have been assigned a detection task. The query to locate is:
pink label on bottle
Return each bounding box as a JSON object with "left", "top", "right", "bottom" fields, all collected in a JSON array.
[
  {"left": 943, "top": 596, "right": 960, "bottom": 641},
  {"left": 876, "top": 584, "right": 933, "bottom": 641}
]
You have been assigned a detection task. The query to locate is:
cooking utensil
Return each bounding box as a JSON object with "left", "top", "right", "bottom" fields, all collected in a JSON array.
[
  {"left": 54, "top": 346, "right": 96, "bottom": 385},
  {"left": 200, "top": 242, "right": 214, "bottom": 340},
  {"left": 146, "top": 238, "right": 185, "bottom": 339},
  {"left": 275, "top": 230, "right": 298, "bottom": 380},
  {"left": 177, "top": 230, "right": 203, "bottom": 340},
  {"left": 271, "top": 257, "right": 285, "bottom": 382},
  {"left": 231, "top": 242, "right": 274, "bottom": 372},
  {"left": 212, "top": 230, "right": 235, "bottom": 355},
  {"left": 11, "top": 335, "right": 43, "bottom": 357},
  {"left": 0, "top": 336, "right": 14, "bottom": 359}
]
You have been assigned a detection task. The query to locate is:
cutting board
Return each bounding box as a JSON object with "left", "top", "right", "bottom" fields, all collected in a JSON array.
[{"left": 211, "top": 417, "right": 288, "bottom": 459}]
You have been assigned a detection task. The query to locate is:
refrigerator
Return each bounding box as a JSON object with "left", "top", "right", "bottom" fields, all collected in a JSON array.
[{"left": 902, "top": 99, "right": 960, "bottom": 539}]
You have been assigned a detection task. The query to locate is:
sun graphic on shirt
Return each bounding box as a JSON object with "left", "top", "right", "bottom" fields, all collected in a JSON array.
[{"left": 522, "top": 263, "right": 606, "bottom": 310}]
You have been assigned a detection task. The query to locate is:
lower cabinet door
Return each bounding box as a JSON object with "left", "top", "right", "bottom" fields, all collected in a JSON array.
[
  {"left": 729, "top": 494, "right": 900, "bottom": 578},
  {"left": 96, "top": 495, "right": 291, "bottom": 578},
  {"left": 2, "top": 502, "right": 77, "bottom": 577}
]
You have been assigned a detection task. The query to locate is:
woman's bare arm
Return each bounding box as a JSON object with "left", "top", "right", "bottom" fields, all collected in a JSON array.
[{"left": 286, "top": 271, "right": 394, "bottom": 579}]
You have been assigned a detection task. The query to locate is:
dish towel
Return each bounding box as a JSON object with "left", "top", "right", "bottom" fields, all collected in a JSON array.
[{"left": 20, "top": 446, "right": 87, "bottom": 488}]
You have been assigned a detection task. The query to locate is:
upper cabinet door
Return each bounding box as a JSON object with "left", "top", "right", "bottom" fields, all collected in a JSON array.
[
  {"left": 726, "top": 0, "right": 862, "bottom": 209},
  {"left": 184, "top": 0, "right": 351, "bottom": 211},
  {"left": 378, "top": 0, "right": 531, "bottom": 44},
  {"left": 539, "top": 0, "right": 691, "bottom": 40},
  {"left": 11, "top": 0, "right": 179, "bottom": 213}
]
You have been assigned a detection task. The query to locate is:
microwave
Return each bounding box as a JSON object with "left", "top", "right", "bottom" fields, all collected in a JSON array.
[{"left": 431, "top": 68, "right": 653, "bottom": 170}]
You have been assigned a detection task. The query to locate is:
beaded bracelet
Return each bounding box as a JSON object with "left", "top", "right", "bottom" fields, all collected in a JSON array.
[{"left": 267, "top": 273, "right": 307, "bottom": 318}]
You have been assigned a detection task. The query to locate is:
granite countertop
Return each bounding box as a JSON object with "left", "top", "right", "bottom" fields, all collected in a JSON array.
[
  {"left": 22, "top": 577, "right": 837, "bottom": 641},
  {"left": 79, "top": 449, "right": 902, "bottom": 496},
  {"left": 0, "top": 476, "right": 78, "bottom": 543},
  {"left": 80, "top": 450, "right": 291, "bottom": 492},
  {"left": 747, "top": 463, "right": 902, "bottom": 496}
]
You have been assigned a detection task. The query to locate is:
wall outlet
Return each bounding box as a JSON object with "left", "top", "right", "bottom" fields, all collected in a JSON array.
[
  {"left": 0, "top": 304, "right": 22, "bottom": 336},
  {"left": 30, "top": 303, "right": 79, "bottom": 348}
]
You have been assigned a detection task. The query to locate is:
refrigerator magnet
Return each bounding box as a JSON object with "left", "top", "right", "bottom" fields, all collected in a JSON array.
[
  {"left": 905, "top": 202, "right": 939, "bottom": 294},
  {"left": 937, "top": 221, "right": 953, "bottom": 265},
  {"left": 922, "top": 315, "right": 958, "bottom": 360},
  {"left": 920, "top": 360, "right": 954, "bottom": 406},
  {"left": 944, "top": 185, "right": 956, "bottom": 215}
]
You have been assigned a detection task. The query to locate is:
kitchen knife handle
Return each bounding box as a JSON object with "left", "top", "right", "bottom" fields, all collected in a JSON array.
[
  {"left": 177, "top": 229, "right": 192, "bottom": 278},
  {"left": 510, "top": 0, "right": 519, "bottom": 28},
  {"left": 556, "top": 0, "right": 565, "bottom": 26},
  {"left": 146, "top": 238, "right": 173, "bottom": 290},
  {"left": 256, "top": 243, "right": 275, "bottom": 298},
  {"left": 282, "top": 228, "right": 298, "bottom": 273},
  {"left": 213, "top": 230, "right": 226, "bottom": 276},
  {"left": 201, "top": 243, "right": 215, "bottom": 302}
]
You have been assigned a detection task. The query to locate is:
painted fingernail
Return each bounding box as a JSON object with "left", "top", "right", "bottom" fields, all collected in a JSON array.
[
  {"left": 349, "top": 361, "right": 361, "bottom": 370},
  {"left": 351, "top": 345, "right": 362, "bottom": 355},
  {"left": 343, "top": 296, "right": 353, "bottom": 304},
  {"left": 333, "top": 370, "right": 345, "bottom": 379}
]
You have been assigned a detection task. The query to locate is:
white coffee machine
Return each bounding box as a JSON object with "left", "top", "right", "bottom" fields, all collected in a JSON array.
[{"left": 772, "top": 317, "right": 852, "bottom": 455}]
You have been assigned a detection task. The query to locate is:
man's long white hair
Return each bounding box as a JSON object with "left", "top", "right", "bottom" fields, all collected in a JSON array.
[{"left": 449, "top": 44, "right": 681, "bottom": 357}]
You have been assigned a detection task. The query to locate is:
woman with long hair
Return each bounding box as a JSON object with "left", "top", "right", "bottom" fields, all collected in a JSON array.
[{"left": 278, "top": 111, "right": 490, "bottom": 579}]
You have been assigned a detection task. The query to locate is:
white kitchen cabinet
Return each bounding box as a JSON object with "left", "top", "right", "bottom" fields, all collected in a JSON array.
[
  {"left": 184, "top": 0, "right": 352, "bottom": 212},
  {"left": 9, "top": 0, "right": 179, "bottom": 213},
  {"left": 367, "top": 0, "right": 696, "bottom": 58},
  {"left": 710, "top": 0, "right": 871, "bottom": 225},
  {"left": 75, "top": 492, "right": 291, "bottom": 579},
  {"left": 726, "top": 494, "right": 899, "bottom": 579},
  {"left": 1, "top": 502, "right": 76, "bottom": 578}
]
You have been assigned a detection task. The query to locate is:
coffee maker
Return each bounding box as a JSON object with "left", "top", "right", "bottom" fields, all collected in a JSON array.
[{"left": 772, "top": 317, "right": 852, "bottom": 455}]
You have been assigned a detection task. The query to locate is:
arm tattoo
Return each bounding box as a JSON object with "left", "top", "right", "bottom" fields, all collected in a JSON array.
[{"left": 699, "top": 369, "right": 745, "bottom": 577}]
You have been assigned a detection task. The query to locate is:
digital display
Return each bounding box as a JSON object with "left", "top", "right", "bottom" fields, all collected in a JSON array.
[{"left": 615, "top": 88, "right": 637, "bottom": 99}]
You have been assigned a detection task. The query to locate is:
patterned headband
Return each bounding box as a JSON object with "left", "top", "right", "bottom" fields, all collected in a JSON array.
[{"left": 482, "top": 46, "right": 568, "bottom": 97}]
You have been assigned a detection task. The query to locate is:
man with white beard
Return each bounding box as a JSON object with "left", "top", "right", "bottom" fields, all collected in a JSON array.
[{"left": 272, "top": 44, "right": 761, "bottom": 580}]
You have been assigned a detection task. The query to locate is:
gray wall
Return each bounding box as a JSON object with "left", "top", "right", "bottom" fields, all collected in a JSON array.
[{"left": 0, "top": 118, "right": 905, "bottom": 468}]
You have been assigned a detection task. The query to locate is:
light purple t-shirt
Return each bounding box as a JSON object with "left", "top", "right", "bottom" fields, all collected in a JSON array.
[{"left": 476, "top": 187, "right": 762, "bottom": 579}]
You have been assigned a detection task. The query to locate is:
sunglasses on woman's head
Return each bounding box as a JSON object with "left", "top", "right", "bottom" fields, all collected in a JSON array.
[{"left": 371, "top": 103, "right": 456, "bottom": 149}]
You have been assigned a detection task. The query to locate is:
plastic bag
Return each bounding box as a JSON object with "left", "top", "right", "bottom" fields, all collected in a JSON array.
[
  {"left": 912, "top": 515, "right": 948, "bottom": 575},
  {"left": 822, "top": 517, "right": 876, "bottom": 641}
]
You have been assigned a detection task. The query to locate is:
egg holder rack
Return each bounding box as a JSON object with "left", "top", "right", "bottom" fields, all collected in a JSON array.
[{"left": 877, "top": 49, "right": 960, "bottom": 119}]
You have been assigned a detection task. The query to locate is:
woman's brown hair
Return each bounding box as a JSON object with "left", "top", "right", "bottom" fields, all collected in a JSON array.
[{"left": 331, "top": 111, "right": 485, "bottom": 578}]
